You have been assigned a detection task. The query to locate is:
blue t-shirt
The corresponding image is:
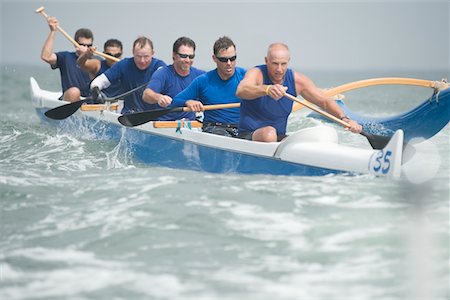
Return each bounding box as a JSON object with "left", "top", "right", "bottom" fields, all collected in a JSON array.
[
  {"left": 96, "top": 60, "right": 123, "bottom": 97},
  {"left": 239, "top": 65, "right": 296, "bottom": 135},
  {"left": 172, "top": 67, "right": 246, "bottom": 124},
  {"left": 104, "top": 57, "right": 166, "bottom": 114},
  {"left": 147, "top": 65, "right": 205, "bottom": 120},
  {"left": 52, "top": 51, "right": 91, "bottom": 97}
]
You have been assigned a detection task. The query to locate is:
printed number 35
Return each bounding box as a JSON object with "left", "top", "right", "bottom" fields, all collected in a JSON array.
[{"left": 372, "top": 150, "right": 391, "bottom": 174}]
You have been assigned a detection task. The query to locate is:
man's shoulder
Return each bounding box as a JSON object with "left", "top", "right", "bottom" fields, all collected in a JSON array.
[
  {"left": 190, "top": 66, "right": 206, "bottom": 75},
  {"left": 151, "top": 64, "right": 173, "bottom": 78},
  {"left": 194, "top": 69, "right": 215, "bottom": 84},
  {"left": 152, "top": 57, "right": 167, "bottom": 67},
  {"left": 109, "top": 57, "right": 133, "bottom": 71},
  {"left": 56, "top": 51, "right": 75, "bottom": 56},
  {"left": 235, "top": 67, "right": 247, "bottom": 75},
  {"left": 55, "top": 51, "right": 76, "bottom": 61}
]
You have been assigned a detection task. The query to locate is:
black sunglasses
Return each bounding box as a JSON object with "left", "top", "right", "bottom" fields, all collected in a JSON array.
[
  {"left": 177, "top": 53, "right": 195, "bottom": 59},
  {"left": 216, "top": 55, "right": 237, "bottom": 63},
  {"left": 78, "top": 43, "right": 93, "bottom": 47},
  {"left": 105, "top": 52, "right": 122, "bottom": 58}
]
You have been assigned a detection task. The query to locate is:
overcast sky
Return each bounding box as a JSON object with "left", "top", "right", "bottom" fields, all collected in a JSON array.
[{"left": 1, "top": 0, "right": 449, "bottom": 72}]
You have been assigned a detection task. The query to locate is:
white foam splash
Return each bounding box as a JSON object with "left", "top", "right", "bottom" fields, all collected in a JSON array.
[{"left": 401, "top": 138, "right": 442, "bottom": 184}]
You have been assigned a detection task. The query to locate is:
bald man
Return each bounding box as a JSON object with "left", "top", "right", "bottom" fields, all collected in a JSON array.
[{"left": 236, "top": 43, "right": 361, "bottom": 142}]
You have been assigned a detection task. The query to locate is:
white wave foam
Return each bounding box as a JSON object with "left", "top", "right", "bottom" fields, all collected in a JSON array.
[
  {"left": 1, "top": 247, "right": 194, "bottom": 300},
  {"left": 218, "top": 201, "right": 311, "bottom": 249}
]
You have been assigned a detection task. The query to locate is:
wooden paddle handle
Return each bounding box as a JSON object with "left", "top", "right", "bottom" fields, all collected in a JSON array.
[
  {"left": 153, "top": 121, "right": 203, "bottom": 128},
  {"left": 36, "top": 7, "right": 80, "bottom": 47},
  {"left": 35, "top": 6, "right": 120, "bottom": 62},
  {"left": 285, "top": 93, "right": 350, "bottom": 128},
  {"left": 182, "top": 102, "right": 241, "bottom": 112}
]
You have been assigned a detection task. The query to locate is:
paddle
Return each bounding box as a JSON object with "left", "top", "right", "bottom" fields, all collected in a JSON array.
[
  {"left": 44, "top": 99, "right": 86, "bottom": 120},
  {"left": 35, "top": 6, "right": 120, "bottom": 62},
  {"left": 114, "top": 77, "right": 449, "bottom": 125},
  {"left": 285, "top": 93, "right": 391, "bottom": 150},
  {"left": 118, "top": 103, "right": 240, "bottom": 127},
  {"left": 44, "top": 83, "right": 148, "bottom": 120},
  {"left": 292, "top": 77, "right": 449, "bottom": 112}
]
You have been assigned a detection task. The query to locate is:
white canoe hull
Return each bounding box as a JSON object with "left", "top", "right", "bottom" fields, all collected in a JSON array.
[{"left": 30, "top": 77, "right": 403, "bottom": 177}]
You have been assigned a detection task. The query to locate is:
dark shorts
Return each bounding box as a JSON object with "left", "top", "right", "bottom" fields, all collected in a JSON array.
[
  {"left": 202, "top": 122, "right": 239, "bottom": 138},
  {"left": 237, "top": 130, "right": 288, "bottom": 142},
  {"left": 236, "top": 130, "right": 253, "bottom": 140}
]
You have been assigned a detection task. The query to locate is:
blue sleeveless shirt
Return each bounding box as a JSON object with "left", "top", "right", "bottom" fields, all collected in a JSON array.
[{"left": 239, "top": 65, "right": 295, "bottom": 135}]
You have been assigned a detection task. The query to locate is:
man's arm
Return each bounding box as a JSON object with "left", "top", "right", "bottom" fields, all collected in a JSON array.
[
  {"left": 40, "top": 16, "right": 58, "bottom": 65},
  {"left": 77, "top": 48, "right": 101, "bottom": 79},
  {"left": 236, "top": 68, "right": 287, "bottom": 100},
  {"left": 296, "top": 73, "right": 344, "bottom": 117},
  {"left": 296, "top": 72, "right": 361, "bottom": 133},
  {"left": 90, "top": 73, "right": 111, "bottom": 91},
  {"left": 142, "top": 69, "right": 172, "bottom": 107},
  {"left": 235, "top": 68, "right": 264, "bottom": 99},
  {"left": 171, "top": 77, "right": 201, "bottom": 107},
  {"left": 142, "top": 88, "right": 173, "bottom": 107}
]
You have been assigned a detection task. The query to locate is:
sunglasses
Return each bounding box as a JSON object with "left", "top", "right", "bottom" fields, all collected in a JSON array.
[
  {"left": 177, "top": 53, "right": 195, "bottom": 59},
  {"left": 105, "top": 52, "right": 122, "bottom": 58},
  {"left": 216, "top": 55, "right": 237, "bottom": 63},
  {"left": 78, "top": 43, "right": 93, "bottom": 47}
]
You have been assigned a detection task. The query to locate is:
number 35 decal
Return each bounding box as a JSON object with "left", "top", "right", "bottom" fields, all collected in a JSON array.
[{"left": 369, "top": 150, "right": 392, "bottom": 174}]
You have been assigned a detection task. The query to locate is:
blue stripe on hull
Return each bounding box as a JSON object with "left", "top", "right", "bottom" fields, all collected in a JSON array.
[
  {"left": 124, "top": 129, "right": 344, "bottom": 176},
  {"left": 35, "top": 108, "right": 345, "bottom": 176}
]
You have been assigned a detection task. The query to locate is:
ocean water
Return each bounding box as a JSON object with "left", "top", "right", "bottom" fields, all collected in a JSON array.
[{"left": 1, "top": 65, "right": 449, "bottom": 300}]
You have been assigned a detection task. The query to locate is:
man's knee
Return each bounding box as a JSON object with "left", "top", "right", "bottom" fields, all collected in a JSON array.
[
  {"left": 63, "top": 87, "right": 81, "bottom": 102},
  {"left": 253, "top": 126, "right": 277, "bottom": 142}
]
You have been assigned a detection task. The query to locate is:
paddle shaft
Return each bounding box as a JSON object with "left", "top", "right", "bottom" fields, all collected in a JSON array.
[
  {"left": 285, "top": 94, "right": 350, "bottom": 127},
  {"left": 182, "top": 103, "right": 240, "bottom": 113},
  {"left": 118, "top": 102, "right": 241, "bottom": 127},
  {"left": 285, "top": 93, "right": 393, "bottom": 149},
  {"left": 35, "top": 7, "right": 120, "bottom": 62}
]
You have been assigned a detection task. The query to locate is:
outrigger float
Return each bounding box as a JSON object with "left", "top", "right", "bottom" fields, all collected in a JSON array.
[
  {"left": 294, "top": 77, "right": 450, "bottom": 142},
  {"left": 30, "top": 76, "right": 449, "bottom": 177}
]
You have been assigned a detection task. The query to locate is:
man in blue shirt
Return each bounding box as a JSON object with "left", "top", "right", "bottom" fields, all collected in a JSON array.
[
  {"left": 40, "top": 16, "right": 93, "bottom": 102},
  {"left": 142, "top": 36, "right": 205, "bottom": 121},
  {"left": 77, "top": 39, "right": 124, "bottom": 98},
  {"left": 171, "top": 36, "right": 245, "bottom": 137},
  {"left": 90, "top": 36, "right": 166, "bottom": 114},
  {"left": 236, "top": 43, "right": 362, "bottom": 142}
]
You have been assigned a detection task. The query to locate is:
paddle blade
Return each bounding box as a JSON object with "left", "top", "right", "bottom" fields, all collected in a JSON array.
[
  {"left": 44, "top": 100, "right": 86, "bottom": 120},
  {"left": 360, "top": 131, "right": 392, "bottom": 150},
  {"left": 118, "top": 107, "right": 183, "bottom": 127}
]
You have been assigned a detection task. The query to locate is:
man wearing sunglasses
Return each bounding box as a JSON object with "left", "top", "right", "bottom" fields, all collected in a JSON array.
[
  {"left": 77, "top": 39, "right": 124, "bottom": 98},
  {"left": 142, "top": 36, "right": 205, "bottom": 120},
  {"left": 170, "top": 36, "right": 246, "bottom": 137},
  {"left": 90, "top": 36, "right": 166, "bottom": 114},
  {"left": 40, "top": 16, "right": 93, "bottom": 102},
  {"left": 236, "top": 43, "right": 362, "bottom": 142}
]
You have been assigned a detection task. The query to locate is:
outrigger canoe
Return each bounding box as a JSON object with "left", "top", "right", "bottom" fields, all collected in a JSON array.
[
  {"left": 302, "top": 78, "right": 450, "bottom": 141},
  {"left": 31, "top": 77, "right": 409, "bottom": 177}
]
